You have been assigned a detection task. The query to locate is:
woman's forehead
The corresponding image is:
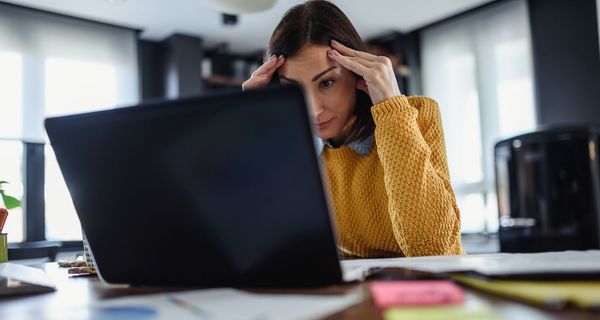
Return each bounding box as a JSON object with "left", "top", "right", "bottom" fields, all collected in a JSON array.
[{"left": 279, "top": 44, "right": 334, "bottom": 79}]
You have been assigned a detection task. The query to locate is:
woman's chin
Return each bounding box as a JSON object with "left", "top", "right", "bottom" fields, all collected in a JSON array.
[{"left": 316, "top": 129, "right": 337, "bottom": 141}]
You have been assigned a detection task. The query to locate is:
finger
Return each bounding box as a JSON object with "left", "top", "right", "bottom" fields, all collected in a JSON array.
[
  {"left": 328, "top": 49, "right": 370, "bottom": 77},
  {"left": 258, "top": 56, "right": 285, "bottom": 81},
  {"left": 253, "top": 55, "right": 279, "bottom": 75},
  {"left": 243, "top": 57, "right": 285, "bottom": 90},
  {"left": 273, "top": 55, "right": 286, "bottom": 70},
  {"left": 243, "top": 74, "right": 270, "bottom": 91},
  {"left": 259, "top": 55, "right": 285, "bottom": 77},
  {"left": 349, "top": 56, "right": 394, "bottom": 80},
  {"left": 347, "top": 56, "right": 379, "bottom": 69},
  {"left": 331, "top": 39, "right": 378, "bottom": 61}
]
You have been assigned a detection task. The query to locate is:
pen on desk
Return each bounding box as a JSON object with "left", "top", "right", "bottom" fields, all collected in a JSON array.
[
  {"left": 0, "top": 208, "right": 8, "bottom": 233},
  {"left": 167, "top": 294, "right": 211, "bottom": 319}
]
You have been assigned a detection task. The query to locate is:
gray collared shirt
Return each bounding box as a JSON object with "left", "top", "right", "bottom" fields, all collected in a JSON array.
[{"left": 315, "top": 134, "right": 374, "bottom": 157}]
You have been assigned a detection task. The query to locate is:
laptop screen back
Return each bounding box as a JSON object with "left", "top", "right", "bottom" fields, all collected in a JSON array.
[{"left": 45, "top": 85, "right": 342, "bottom": 287}]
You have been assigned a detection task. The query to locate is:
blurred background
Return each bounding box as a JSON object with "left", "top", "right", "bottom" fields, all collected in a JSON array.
[{"left": 0, "top": 0, "right": 599, "bottom": 256}]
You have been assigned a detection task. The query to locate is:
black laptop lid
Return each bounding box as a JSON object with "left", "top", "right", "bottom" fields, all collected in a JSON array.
[{"left": 45, "top": 85, "right": 342, "bottom": 287}]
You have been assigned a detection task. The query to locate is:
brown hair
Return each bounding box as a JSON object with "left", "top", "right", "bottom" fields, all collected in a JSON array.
[{"left": 268, "top": 0, "right": 375, "bottom": 145}]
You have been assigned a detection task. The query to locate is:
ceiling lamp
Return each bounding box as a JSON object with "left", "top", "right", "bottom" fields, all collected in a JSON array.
[{"left": 206, "top": 0, "right": 278, "bottom": 14}]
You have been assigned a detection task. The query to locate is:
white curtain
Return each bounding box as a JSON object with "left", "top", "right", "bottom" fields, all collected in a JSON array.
[
  {"left": 0, "top": 4, "right": 139, "bottom": 241},
  {"left": 0, "top": 4, "right": 139, "bottom": 142},
  {"left": 421, "top": 0, "right": 536, "bottom": 233}
]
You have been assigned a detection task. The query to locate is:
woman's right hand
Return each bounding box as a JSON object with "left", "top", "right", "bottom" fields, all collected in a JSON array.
[{"left": 242, "top": 55, "right": 285, "bottom": 91}]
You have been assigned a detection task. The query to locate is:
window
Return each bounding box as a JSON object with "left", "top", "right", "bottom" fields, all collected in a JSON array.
[
  {"left": 0, "top": 4, "right": 138, "bottom": 242},
  {"left": 0, "top": 50, "right": 24, "bottom": 242},
  {"left": 421, "top": 0, "right": 536, "bottom": 233},
  {"left": 44, "top": 58, "right": 121, "bottom": 240},
  {"left": 0, "top": 51, "right": 22, "bottom": 139}
]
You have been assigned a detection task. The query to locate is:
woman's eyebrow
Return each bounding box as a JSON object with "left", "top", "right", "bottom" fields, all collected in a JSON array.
[
  {"left": 312, "top": 66, "right": 337, "bottom": 82},
  {"left": 279, "top": 76, "right": 299, "bottom": 84}
]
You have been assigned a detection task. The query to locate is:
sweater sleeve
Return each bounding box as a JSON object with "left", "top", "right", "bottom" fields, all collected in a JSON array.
[{"left": 371, "top": 95, "right": 464, "bottom": 257}]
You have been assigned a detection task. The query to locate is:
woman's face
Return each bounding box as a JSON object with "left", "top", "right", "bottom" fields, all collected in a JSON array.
[{"left": 277, "top": 44, "right": 358, "bottom": 142}]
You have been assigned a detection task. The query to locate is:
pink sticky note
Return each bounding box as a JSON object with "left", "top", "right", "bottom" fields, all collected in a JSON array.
[{"left": 369, "top": 280, "right": 464, "bottom": 308}]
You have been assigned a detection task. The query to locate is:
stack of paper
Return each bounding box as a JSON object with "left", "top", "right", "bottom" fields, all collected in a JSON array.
[
  {"left": 344, "top": 250, "right": 600, "bottom": 311},
  {"left": 451, "top": 274, "right": 600, "bottom": 310},
  {"left": 342, "top": 250, "right": 600, "bottom": 277},
  {"left": 368, "top": 280, "right": 498, "bottom": 320}
]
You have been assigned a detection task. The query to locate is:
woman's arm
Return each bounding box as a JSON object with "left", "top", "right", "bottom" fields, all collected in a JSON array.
[
  {"left": 327, "top": 40, "right": 463, "bottom": 256},
  {"left": 371, "top": 95, "right": 464, "bottom": 257}
]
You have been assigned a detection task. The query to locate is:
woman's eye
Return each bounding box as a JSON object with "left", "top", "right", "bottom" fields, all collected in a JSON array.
[{"left": 320, "top": 80, "right": 334, "bottom": 88}]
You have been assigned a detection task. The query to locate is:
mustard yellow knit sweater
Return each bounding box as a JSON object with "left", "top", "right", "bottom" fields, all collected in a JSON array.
[{"left": 323, "top": 95, "right": 464, "bottom": 258}]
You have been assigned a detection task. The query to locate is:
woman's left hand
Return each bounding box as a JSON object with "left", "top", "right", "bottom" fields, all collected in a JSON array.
[{"left": 328, "top": 39, "right": 402, "bottom": 105}]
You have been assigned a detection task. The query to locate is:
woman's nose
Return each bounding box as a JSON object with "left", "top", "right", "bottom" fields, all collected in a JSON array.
[{"left": 306, "top": 91, "right": 324, "bottom": 118}]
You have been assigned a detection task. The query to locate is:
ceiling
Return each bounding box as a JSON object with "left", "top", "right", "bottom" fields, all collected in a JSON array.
[{"left": 0, "top": 0, "right": 495, "bottom": 53}]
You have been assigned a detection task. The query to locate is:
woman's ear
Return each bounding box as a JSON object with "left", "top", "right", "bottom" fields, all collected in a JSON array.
[{"left": 356, "top": 77, "right": 369, "bottom": 94}]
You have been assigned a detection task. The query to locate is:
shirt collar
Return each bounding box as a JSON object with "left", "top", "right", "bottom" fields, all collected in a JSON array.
[{"left": 315, "top": 134, "right": 374, "bottom": 157}]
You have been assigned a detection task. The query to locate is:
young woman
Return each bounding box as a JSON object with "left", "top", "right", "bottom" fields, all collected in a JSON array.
[{"left": 243, "top": 0, "right": 464, "bottom": 258}]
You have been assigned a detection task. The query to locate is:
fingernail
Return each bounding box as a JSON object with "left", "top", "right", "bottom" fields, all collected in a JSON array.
[{"left": 331, "top": 39, "right": 339, "bottom": 46}]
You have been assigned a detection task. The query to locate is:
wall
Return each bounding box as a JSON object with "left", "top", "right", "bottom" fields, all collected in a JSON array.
[
  {"left": 138, "top": 34, "right": 205, "bottom": 101},
  {"left": 138, "top": 40, "right": 165, "bottom": 101},
  {"left": 528, "top": 0, "right": 600, "bottom": 126}
]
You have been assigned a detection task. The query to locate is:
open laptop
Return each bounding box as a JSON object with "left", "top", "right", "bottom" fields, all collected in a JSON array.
[{"left": 45, "top": 85, "right": 346, "bottom": 287}]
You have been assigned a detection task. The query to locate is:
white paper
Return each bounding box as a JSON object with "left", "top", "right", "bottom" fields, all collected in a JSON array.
[
  {"left": 8, "top": 287, "right": 363, "bottom": 320},
  {"left": 341, "top": 250, "right": 600, "bottom": 276},
  {"left": 0, "top": 263, "right": 55, "bottom": 288}
]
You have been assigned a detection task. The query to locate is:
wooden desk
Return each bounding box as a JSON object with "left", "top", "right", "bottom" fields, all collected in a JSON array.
[{"left": 0, "top": 263, "right": 598, "bottom": 319}]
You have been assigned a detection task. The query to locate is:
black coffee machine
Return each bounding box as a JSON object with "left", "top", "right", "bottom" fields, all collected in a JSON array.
[{"left": 494, "top": 125, "right": 600, "bottom": 252}]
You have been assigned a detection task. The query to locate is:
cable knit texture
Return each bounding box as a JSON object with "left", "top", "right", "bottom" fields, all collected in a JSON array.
[{"left": 323, "top": 95, "right": 464, "bottom": 258}]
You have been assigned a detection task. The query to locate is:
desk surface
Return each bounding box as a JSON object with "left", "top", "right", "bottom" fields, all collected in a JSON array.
[{"left": 0, "top": 263, "right": 598, "bottom": 319}]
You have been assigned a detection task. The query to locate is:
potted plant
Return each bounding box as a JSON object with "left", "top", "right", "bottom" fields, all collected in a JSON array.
[
  {"left": 0, "top": 180, "right": 22, "bottom": 210},
  {"left": 0, "top": 180, "right": 21, "bottom": 262}
]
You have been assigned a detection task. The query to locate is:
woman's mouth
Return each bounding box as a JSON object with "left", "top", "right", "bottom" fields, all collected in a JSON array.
[{"left": 315, "top": 118, "right": 334, "bottom": 130}]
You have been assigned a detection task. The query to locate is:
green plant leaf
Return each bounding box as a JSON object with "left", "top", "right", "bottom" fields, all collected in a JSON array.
[
  {"left": 0, "top": 181, "right": 8, "bottom": 187},
  {"left": 2, "top": 194, "right": 21, "bottom": 209}
]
